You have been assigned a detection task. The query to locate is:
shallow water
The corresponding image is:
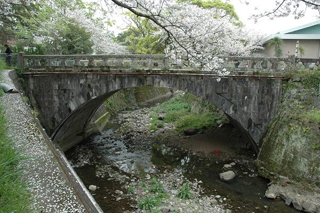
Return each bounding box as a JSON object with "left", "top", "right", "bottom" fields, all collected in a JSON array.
[{"left": 66, "top": 111, "right": 299, "bottom": 213}]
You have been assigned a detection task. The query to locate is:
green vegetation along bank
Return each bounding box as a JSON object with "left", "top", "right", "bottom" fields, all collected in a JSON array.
[
  {"left": 0, "top": 61, "right": 32, "bottom": 212},
  {"left": 148, "top": 92, "right": 226, "bottom": 134}
]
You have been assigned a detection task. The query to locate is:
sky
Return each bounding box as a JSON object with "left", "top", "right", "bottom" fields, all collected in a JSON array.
[
  {"left": 230, "top": 0, "right": 320, "bottom": 36},
  {"left": 108, "top": 0, "right": 320, "bottom": 36}
]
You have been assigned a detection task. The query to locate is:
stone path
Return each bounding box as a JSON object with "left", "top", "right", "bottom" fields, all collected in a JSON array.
[{"left": 0, "top": 70, "right": 86, "bottom": 213}]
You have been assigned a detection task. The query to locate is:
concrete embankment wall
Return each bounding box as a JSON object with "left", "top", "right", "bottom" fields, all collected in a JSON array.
[{"left": 9, "top": 71, "right": 103, "bottom": 213}]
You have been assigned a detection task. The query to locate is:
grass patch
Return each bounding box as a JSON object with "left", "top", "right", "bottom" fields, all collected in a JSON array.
[
  {"left": 175, "top": 112, "right": 219, "bottom": 134},
  {"left": 0, "top": 60, "right": 6, "bottom": 70},
  {"left": 138, "top": 195, "right": 160, "bottom": 210},
  {"left": 0, "top": 60, "right": 32, "bottom": 212},
  {"left": 177, "top": 182, "right": 193, "bottom": 199},
  {"left": 149, "top": 93, "right": 224, "bottom": 133},
  {"left": 148, "top": 178, "right": 166, "bottom": 194}
]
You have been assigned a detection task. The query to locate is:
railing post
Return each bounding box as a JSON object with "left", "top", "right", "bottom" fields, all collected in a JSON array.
[
  {"left": 164, "top": 55, "right": 169, "bottom": 69},
  {"left": 18, "top": 52, "right": 24, "bottom": 70}
]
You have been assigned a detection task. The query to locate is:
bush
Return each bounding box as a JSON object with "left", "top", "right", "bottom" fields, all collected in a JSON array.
[{"left": 285, "top": 70, "right": 320, "bottom": 90}]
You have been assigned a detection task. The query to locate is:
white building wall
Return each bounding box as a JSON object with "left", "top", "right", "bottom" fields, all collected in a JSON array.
[{"left": 259, "top": 39, "right": 320, "bottom": 59}]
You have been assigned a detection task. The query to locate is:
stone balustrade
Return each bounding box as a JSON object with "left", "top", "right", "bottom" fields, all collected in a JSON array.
[
  {"left": 218, "top": 56, "right": 295, "bottom": 74},
  {"left": 18, "top": 53, "right": 169, "bottom": 72},
  {"left": 18, "top": 53, "right": 296, "bottom": 74}
]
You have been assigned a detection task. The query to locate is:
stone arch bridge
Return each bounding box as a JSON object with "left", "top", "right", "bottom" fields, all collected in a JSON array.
[
  {"left": 20, "top": 54, "right": 291, "bottom": 153},
  {"left": 23, "top": 72, "right": 286, "bottom": 153}
]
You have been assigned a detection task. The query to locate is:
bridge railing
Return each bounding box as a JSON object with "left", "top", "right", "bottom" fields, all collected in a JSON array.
[
  {"left": 18, "top": 53, "right": 169, "bottom": 72},
  {"left": 216, "top": 56, "right": 296, "bottom": 74},
  {"left": 18, "top": 53, "right": 295, "bottom": 74}
]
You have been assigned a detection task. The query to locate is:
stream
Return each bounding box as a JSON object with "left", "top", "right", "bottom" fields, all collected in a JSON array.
[{"left": 66, "top": 107, "right": 299, "bottom": 213}]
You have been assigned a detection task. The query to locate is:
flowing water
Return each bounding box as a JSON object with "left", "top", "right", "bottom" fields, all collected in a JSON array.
[{"left": 66, "top": 109, "right": 299, "bottom": 213}]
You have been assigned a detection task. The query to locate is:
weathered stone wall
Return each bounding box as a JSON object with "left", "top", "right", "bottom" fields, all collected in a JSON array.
[
  {"left": 257, "top": 79, "right": 320, "bottom": 186},
  {"left": 256, "top": 73, "right": 320, "bottom": 213},
  {"left": 23, "top": 72, "right": 284, "bottom": 151}
]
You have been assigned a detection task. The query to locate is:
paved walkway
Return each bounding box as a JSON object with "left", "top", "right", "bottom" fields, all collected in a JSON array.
[{"left": 0, "top": 70, "right": 86, "bottom": 213}]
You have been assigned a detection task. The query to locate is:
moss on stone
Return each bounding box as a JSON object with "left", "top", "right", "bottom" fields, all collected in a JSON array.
[{"left": 257, "top": 71, "right": 320, "bottom": 186}]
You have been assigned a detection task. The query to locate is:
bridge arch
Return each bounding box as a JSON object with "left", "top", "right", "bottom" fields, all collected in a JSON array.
[{"left": 23, "top": 72, "right": 283, "bottom": 153}]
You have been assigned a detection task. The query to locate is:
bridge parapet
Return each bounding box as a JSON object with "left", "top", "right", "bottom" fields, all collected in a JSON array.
[
  {"left": 18, "top": 53, "right": 169, "bottom": 72},
  {"left": 18, "top": 53, "right": 295, "bottom": 75},
  {"left": 218, "top": 56, "right": 295, "bottom": 74}
]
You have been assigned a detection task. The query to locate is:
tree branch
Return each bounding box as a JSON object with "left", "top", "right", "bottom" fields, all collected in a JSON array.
[
  {"left": 108, "top": 0, "right": 200, "bottom": 60},
  {"left": 300, "top": 0, "right": 320, "bottom": 7}
]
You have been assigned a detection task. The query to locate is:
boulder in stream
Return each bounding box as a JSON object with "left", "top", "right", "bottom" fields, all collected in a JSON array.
[
  {"left": 184, "top": 128, "right": 198, "bottom": 136},
  {"left": 219, "top": 171, "right": 236, "bottom": 181}
]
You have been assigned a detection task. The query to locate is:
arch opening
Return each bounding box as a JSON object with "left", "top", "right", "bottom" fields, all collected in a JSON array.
[{"left": 52, "top": 85, "right": 255, "bottom": 155}]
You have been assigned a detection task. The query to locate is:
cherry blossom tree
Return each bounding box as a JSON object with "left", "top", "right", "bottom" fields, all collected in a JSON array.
[
  {"left": 9, "top": 0, "right": 127, "bottom": 54},
  {"left": 97, "top": 0, "right": 264, "bottom": 71},
  {"left": 6, "top": 0, "right": 311, "bottom": 71},
  {"left": 0, "top": 0, "right": 40, "bottom": 43},
  {"left": 248, "top": 0, "right": 320, "bottom": 20}
]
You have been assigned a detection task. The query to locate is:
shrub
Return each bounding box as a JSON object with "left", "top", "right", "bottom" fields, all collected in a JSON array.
[
  {"left": 138, "top": 195, "right": 158, "bottom": 210},
  {"left": 177, "top": 182, "right": 193, "bottom": 199}
]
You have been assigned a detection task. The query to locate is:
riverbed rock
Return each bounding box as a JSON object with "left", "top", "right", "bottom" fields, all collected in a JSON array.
[
  {"left": 219, "top": 171, "right": 236, "bottom": 181},
  {"left": 265, "top": 183, "right": 320, "bottom": 213},
  {"left": 89, "top": 185, "right": 97, "bottom": 191},
  {"left": 223, "top": 164, "right": 232, "bottom": 169},
  {"left": 184, "top": 128, "right": 198, "bottom": 136}
]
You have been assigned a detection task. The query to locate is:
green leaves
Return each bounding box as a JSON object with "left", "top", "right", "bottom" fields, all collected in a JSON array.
[
  {"left": 177, "top": 182, "right": 193, "bottom": 199},
  {"left": 268, "top": 36, "right": 283, "bottom": 58},
  {"left": 116, "top": 15, "right": 165, "bottom": 54}
]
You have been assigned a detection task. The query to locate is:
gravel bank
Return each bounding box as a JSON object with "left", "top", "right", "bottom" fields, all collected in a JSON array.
[{"left": 0, "top": 70, "right": 86, "bottom": 213}]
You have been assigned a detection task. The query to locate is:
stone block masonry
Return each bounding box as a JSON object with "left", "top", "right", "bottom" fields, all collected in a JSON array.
[{"left": 23, "top": 72, "right": 285, "bottom": 153}]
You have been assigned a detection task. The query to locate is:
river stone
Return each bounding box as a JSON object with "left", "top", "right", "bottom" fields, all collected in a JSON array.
[
  {"left": 89, "top": 185, "right": 97, "bottom": 191},
  {"left": 223, "top": 164, "right": 232, "bottom": 169},
  {"left": 292, "top": 200, "right": 303, "bottom": 211},
  {"left": 219, "top": 171, "right": 236, "bottom": 181},
  {"left": 302, "top": 201, "right": 317, "bottom": 213},
  {"left": 184, "top": 128, "right": 198, "bottom": 136},
  {"left": 265, "top": 191, "right": 277, "bottom": 199}
]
